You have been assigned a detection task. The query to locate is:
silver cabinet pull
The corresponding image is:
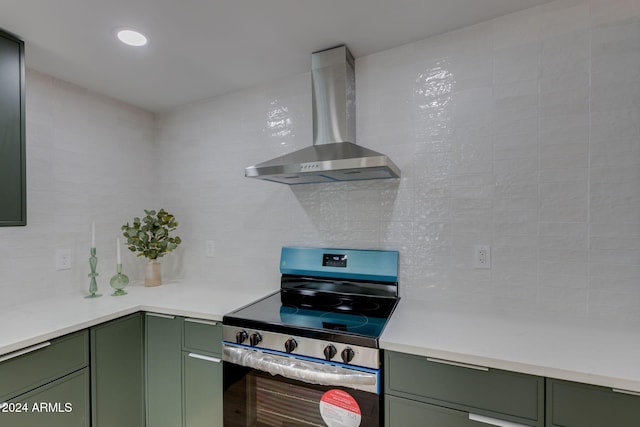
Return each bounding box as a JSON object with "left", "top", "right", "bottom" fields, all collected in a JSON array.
[
  {"left": 469, "top": 413, "right": 530, "bottom": 427},
  {"left": 0, "top": 341, "right": 51, "bottom": 363},
  {"left": 613, "top": 388, "right": 640, "bottom": 397},
  {"left": 426, "top": 357, "right": 489, "bottom": 372},
  {"left": 188, "top": 353, "right": 221, "bottom": 363},
  {"left": 146, "top": 313, "right": 175, "bottom": 319},
  {"left": 184, "top": 318, "right": 218, "bottom": 326}
]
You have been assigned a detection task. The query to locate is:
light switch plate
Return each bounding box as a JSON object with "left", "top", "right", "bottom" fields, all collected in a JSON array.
[
  {"left": 56, "top": 249, "right": 72, "bottom": 270},
  {"left": 205, "top": 240, "right": 215, "bottom": 257}
]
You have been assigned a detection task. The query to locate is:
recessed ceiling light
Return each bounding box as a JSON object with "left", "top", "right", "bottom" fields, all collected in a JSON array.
[{"left": 116, "top": 29, "right": 148, "bottom": 47}]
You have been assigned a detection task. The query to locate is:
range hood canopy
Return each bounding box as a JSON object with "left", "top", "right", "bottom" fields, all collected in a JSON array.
[{"left": 245, "top": 45, "right": 400, "bottom": 185}]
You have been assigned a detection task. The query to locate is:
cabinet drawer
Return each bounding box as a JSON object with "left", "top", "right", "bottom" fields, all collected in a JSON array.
[
  {"left": 387, "top": 395, "right": 477, "bottom": 427},
  {"left": 547, "top": 379, "right": 640, "bottom": 427},
  {"left": 2, "top": 368, "right": 89, "bottom": 427},
  {"left": 385, "top": 351, "right": 542, "bottom": 424},
  {"left": 0, "top": 330, "right": 88, "bottom": 401},
  {"left": 183, "top": 318, "right": 221, "bottom": 355}
]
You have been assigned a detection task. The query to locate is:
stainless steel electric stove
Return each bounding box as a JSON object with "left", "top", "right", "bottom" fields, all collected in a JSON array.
[{"left": 223, "top": 246, "right": 399, "bottom": 427}]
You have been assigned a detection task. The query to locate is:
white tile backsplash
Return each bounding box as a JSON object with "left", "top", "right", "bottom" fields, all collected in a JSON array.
[
  {"left": 153, "top": 0, "right": 640, "bottom": 320},
  {"left": 0, "top": 70, "right": 156, "bottom": 308},
  {"left": 2, "top": 0, "right": 639, "bottom": 321}
]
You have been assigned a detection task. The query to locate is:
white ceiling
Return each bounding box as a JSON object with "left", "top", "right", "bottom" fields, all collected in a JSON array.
[{"left": 1, "top": 0, "right": 553, "bottom": 113}]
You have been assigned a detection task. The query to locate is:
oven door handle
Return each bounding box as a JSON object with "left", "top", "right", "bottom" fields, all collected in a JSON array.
[{"left": 223, "top": 344, "right": 378, "bottom": 394}]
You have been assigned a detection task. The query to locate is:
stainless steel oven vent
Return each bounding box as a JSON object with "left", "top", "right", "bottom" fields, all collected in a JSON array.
[{"left": 244, "top": 45, "right": 401, "bottom": 185}]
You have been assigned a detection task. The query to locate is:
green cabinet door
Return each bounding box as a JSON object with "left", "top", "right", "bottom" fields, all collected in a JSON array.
[
  {"left": 3, "top": 368, "right": 89, "bottom": 427},
  {"left": 146, "top": 313, "right": 183, "bottom": 427},
  {"left": 90, "top": 313, "right": 144, "bottom": 427},
  {"left": 183, "top": 352, "right": 223, "bottom": 427},
  {"left": 0, "top": 29, "right": 26, "bottom": 226}
]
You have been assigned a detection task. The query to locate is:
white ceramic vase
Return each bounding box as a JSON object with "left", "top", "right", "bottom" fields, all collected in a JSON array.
[{"left": 145, "top": 260, "right": 161, "bottom": 287}]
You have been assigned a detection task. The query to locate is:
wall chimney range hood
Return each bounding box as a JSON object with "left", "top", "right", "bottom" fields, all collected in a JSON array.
[{"left": 244, "top": 45, "right": 401, "bottom": 185}]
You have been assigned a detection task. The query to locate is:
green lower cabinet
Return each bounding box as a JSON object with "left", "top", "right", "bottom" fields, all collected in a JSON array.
[
  {"left": 183, "top": 352, "right": 223, "bottom": 427},
  {"left": 547, "top": 378, "right": 640, "bottom": 427},
  {"left": 385, "top": 351, "right": 543, "bottom": 427},
  {"left": 386, "top": 395, "right": 478, "bottom": 427},
  {"left": 146, "top": 313, "right": 183, "bottom": 427},
  {"left": 2, "top": 368, "right": 89, "bottom": 427},
  {"left": 145, "top": 313, "right": 223, "bottom": 427},
  {"left": 90, "top": 313, "right": 145, "bottom": 427},
  {"left": 0, "top": 331, "right": 88, "bottom": 402}
]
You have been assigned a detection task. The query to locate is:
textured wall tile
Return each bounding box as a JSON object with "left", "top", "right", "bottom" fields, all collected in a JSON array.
[
  {"left": 588, "top": 291, "right": 640, "bottom": 321},
  {"left": 494, "top": 43, "right": 541, "bottom": 85},
  {"left": 0, "top": 70, "right": 156, "bottom": 308},
  {"left": 540, "top": 260, "right": 588, "bottom": 278},
  {"left": 491, "top": 6, "right": 542, "bottom": 50},
  {"left": 6, "top": 0, "right": 639, "bottom": 325},
  {"left": 591, "top": 109, "right": 640, "bottom": 143},
  {"left": 493, "top": 210, "right": 538, "bottom": 237},
  {"left": 590, "top": 0, "right": 640, "bottom": 27},
  {"left": 540, "top": 0, "right": 591, "bottom": 37},
  {"left": 494, "top": 156, "right": 538, "bottom": 188},
  {"left": 540, "top": 181, "right": 588, "bottom": 222},
  {"left": 538, "top": 286, "right": 588, "bottom": 315}
]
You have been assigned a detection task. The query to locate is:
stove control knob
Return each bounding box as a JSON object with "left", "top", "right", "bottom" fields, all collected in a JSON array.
[
  {"left": 323, "top": 344, "right": 337, "bottom": 360},
  {"left": 341, "top": 347, "right": 355, "bottom": 364},
  {"left": 284, "top": 338, "right": 297, "bottom": 353},
  {"left": 249, "top": 332, "right": 262, "bottom": 347},
  {"left": 235, "top": 330, "right": 248, "bottom": 344}
]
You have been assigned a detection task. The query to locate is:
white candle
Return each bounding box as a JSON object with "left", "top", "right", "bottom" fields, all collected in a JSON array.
[
  {"left": 117, "top": 238, "right": 122, "bottom": 264},
  {"left": 91, "top": 221, "right": 96, "bottom": 248}
]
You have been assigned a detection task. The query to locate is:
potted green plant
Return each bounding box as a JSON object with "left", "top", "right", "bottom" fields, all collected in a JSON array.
[{"left": 121, "top": 209, "right": 182, "bottom": 287}]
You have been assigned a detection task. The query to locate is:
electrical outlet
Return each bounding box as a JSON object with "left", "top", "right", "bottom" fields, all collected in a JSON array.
[
  {"left": 205, "top": 240, "right": 215, "bottom": 257},
  {"left": 474, "top": 245, "right": 491, "bottom": 269},
  {"left": 56, "top": 249, "right": 72, "bottom": 270}
]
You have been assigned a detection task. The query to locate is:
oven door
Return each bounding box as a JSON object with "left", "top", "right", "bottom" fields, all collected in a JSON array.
[{"left": 223, "top": 344, "right": 381, "bottom": 427}]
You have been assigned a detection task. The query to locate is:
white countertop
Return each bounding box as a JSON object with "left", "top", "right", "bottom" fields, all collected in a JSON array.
[
  {"left": 380, "top": 299, "right": 640, "bottom": 393},
  {"left": 3, "top": 285, "right": 640, "bottom": 394},
  {"left": 0, "top": 281, "right": 269, "bottom": 358}
]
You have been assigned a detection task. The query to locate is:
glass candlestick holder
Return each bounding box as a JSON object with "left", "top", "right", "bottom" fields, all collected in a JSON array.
[
  {"left": 110, "top": 264, "right": 129, "bottom": 296},
  {"left": 85, "top": 247, "right": 102, "bottom": 298}
]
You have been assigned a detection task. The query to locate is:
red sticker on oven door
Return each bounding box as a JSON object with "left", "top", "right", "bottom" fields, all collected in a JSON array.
[{"left": 319, "top": 389, "right": 362, "bottom": 427}]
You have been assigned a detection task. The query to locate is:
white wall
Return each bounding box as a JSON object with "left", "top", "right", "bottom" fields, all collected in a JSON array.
[
  {"left": 156, "top": 0, "right": 640, "bottom": 319},
  {"left": 0, "top": 70, "right": 156, "bottom": 308}
]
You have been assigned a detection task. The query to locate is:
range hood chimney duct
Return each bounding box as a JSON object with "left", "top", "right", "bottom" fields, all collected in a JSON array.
[{"left": 244, "top": 45, "right": 401, "bottom": 185}]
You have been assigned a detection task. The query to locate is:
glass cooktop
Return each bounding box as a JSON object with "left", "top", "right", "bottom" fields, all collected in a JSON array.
[{"left": 223, "top": 290, "right": 399, "bottom": 348}]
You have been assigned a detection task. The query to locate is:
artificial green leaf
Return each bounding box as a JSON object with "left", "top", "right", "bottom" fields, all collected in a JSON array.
[{"left": 121, "top": 209, "right": 182, "bottom": 259}]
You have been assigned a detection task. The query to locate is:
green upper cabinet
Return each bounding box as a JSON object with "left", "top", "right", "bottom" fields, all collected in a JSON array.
[{"left": 0, "top": 29, "right": 26, "bottom": 226}]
